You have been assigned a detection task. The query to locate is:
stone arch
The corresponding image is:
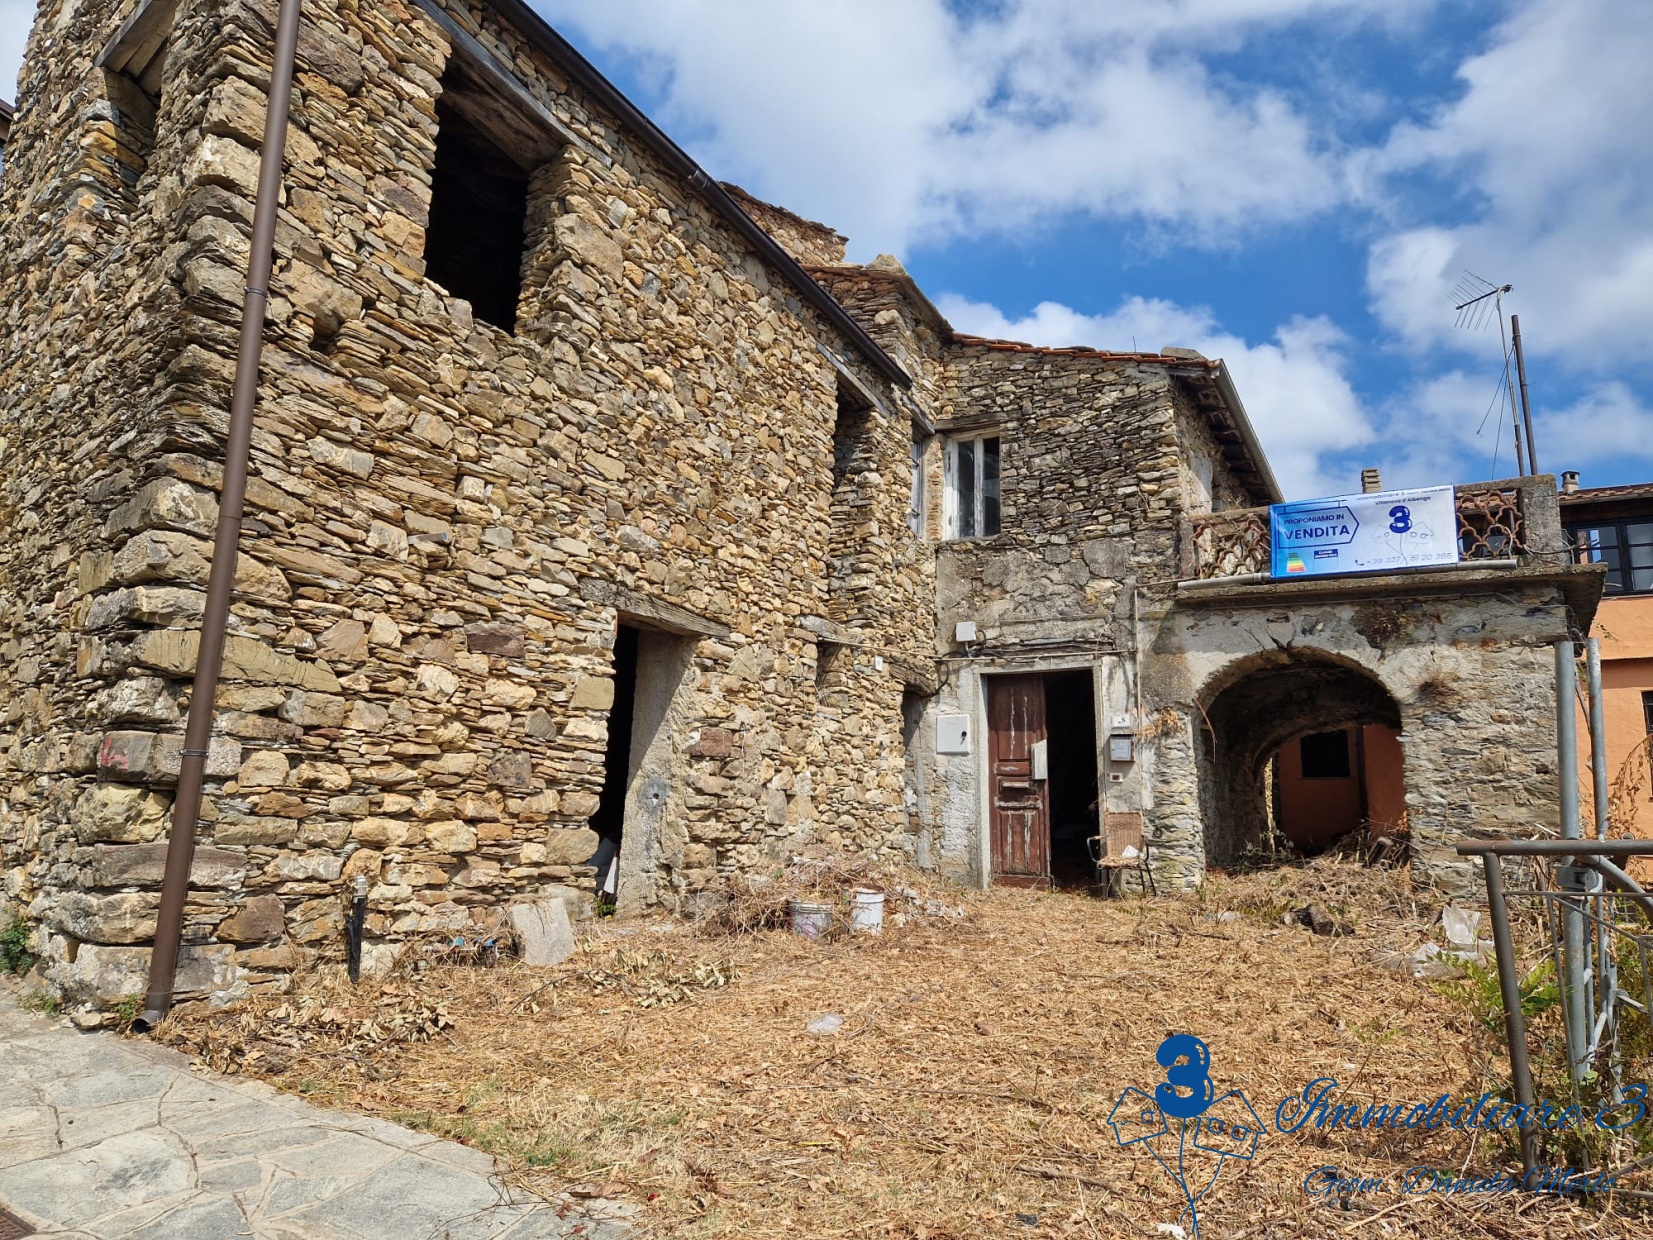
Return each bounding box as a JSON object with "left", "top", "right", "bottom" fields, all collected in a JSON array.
[{"left": 1195, "top": 649, "right": 1403, "bottom": 863}]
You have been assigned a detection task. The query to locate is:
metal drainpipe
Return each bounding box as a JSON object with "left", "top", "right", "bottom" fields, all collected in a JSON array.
[
  {"left": 1555, "top": 640, "right": 1589, "bottom": 1080},
  {"left": 134, "top": 0, "right": 303, "bottom": 1032},
  {"left": 1585, "top": 638, "right": 1610, "bottom": 840}
]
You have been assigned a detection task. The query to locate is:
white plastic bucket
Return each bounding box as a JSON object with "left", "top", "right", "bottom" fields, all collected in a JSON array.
[
  {"left": 789, "top": 900, "right": 832, "bottom": 939},
  {"left": 850, "top": 889, "right": 885, "bottom": 935}
]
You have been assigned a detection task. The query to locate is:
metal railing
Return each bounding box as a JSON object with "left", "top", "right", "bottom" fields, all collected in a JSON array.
[
  {"left": 1457, "top": 838, "right": 1653, "bottom": 1194},
  {"left": 1188, "top": 481, "right": 1531, "bottom": 580}
]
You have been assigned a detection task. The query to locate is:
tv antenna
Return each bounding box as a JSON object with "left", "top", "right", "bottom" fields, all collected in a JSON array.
[{"left": 1454, "top": 271, "right": 1537, "bottom": 475}]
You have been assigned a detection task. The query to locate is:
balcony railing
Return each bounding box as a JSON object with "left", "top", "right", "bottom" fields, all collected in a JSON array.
[{"left": 1189, "top": 480, "right": 1535, "bottom": 581}]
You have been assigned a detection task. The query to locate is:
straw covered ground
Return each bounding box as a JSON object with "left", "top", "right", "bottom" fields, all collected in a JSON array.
[{"left": 157, "top": 857, "right": 1650, "bottom": 1239}]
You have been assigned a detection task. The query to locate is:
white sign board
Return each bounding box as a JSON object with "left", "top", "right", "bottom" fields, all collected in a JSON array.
[{"left": 1270, "top": 485, "right": 1459, "bottom": 579}]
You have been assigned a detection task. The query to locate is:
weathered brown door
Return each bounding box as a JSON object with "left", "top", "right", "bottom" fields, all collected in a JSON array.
[{"left": 989, "top": 676, "right": 1049, "bottom": 883}]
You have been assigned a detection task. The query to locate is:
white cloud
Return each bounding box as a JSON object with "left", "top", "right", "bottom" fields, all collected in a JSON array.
[
  {"left": 937, "top": 292, "right": 1372, "bottom": 498},
  {"left": 1365, "top": 0, "right": 1653, "bottom": 368},
  {"left": 1532, "top": 384, "right": 1653, "bottom": 476},
  {"left": 531, "top": 0, "right": 1416, "bottom": 252},
  {"left": 1342, "top": 369, "right": 1653, "bottom": 494},
  {"left": 0, "top": 0, "right": 31, "bottom": 104}
]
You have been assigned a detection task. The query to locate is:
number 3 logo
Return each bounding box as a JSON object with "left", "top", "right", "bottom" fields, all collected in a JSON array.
[
  {"left": 1155, "top": 1034, "right": 1214, "bottom": 1118},
  {"left": 1388, "top": 505, "right": 1412, "bottom": 534}
]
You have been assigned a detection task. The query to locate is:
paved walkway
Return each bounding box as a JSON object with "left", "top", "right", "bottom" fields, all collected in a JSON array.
[{"left": 0, "top": 998, "right": 627, "bottom": 1239}]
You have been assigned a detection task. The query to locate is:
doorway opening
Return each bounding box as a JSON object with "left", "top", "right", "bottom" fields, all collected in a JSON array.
[
  {"left": 986, "top": 669, "right": 1100, "bottom": 888},
  {"left": 589, "top": 621, "right": 698, "bottom": 913},
  {"left": 1046, "top": 671, "right": 1101, "bottom": 887},
  {"left": 1197, "top": 650, "right": 1405, "bottom": 865},
  {"left": 1268, "top": 724, "right": 1406, "bottom": 852},
  {"left": 589, "top": 625, "right": 641, "bottom": 907}
]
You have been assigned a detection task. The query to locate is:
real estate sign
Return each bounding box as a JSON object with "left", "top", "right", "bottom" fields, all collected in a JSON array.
[{"left": 1269, "top": 485, "right": 1459, "bottom": 579}]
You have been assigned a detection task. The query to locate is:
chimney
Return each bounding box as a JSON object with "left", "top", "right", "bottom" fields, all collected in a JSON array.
[
  {"left": 1561, "top": 470, "right": 1580, "bottom": 494},
  {"left": 1360, "top": 468, "right": 1382, "bottom": 494}
]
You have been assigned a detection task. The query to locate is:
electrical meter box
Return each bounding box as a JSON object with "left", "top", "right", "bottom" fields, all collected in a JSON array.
[{"left": 936, "top": 715, "right": 971, "bottom": 754}]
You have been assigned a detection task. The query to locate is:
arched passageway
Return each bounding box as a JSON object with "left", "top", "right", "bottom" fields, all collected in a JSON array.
[{"left": 1197, "top": 652, "right": 1404, "bottom": 864}]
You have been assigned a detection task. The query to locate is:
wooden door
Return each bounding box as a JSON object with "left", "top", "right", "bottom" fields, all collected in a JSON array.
[{"left": 989, "top": 676, "right": 1049, "bottom": 882}]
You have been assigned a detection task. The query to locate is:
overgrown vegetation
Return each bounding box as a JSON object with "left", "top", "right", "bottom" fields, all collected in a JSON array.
[
  {"left": 0, "top": 914, "right": 36, "bottom": 976},
  {"left": 156, "top": 857, "right": 1645, "bottom": 1237}
]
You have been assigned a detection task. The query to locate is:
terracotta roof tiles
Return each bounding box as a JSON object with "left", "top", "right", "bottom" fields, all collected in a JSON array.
[{"left": 949, "top": 334, "right": 1222, "bottom": 369}]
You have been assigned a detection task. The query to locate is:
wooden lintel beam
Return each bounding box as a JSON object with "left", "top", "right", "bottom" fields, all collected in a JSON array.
[
  {"left": 579, "top": 578, "right": 731, "bottom": 639},
  {"left": 97, "top": 0, "right": 179, "bottom": 76},
  {"left": 409, "top": 0, "right": 608, "bottom": 169}
]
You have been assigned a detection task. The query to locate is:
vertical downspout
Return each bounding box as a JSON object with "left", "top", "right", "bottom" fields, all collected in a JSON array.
[
  {"left": 1555, "top": 640, "right": 1589, "bottom": 1080},
  {"left": 1585, "top": 638, "right": 1610, "bottom": 841},
  {"left": 135, "top": 0, "right": 303, "bottom": 1031}
]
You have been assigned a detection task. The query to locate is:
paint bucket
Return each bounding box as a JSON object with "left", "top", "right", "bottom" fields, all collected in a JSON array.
[
  {"left": 850, "top": 889, "right": 885, "bottom": 935},
  {"left": 789, "top": 900, "right": 832, "bottom": 939}
]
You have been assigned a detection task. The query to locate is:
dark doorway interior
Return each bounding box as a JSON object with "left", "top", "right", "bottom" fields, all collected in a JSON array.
[
  {"left": 590, "top": 625, "right": 641, "bottom": 899},
  {"left": 1044, "top": 670, "right": 1100, "bottom": 887},
  {"left": 900, "top": 687, "right": 926, "bottom": 833}
]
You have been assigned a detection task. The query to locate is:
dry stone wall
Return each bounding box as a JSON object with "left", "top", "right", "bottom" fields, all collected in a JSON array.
[{"left": 0, "top": 0, "right": 938, "bottom": 1019}]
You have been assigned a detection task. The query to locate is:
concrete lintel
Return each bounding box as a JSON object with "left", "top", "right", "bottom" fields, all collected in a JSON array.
[
  {"left": 1175, "top": 561, "right": 1605, "bottom": 626},
  {"left": 578, "top": 578, "right": 730, "bottom": 639}
]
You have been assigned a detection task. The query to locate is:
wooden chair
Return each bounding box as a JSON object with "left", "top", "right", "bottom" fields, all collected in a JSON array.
[{"left": 1089, "top": 811, "right": 1156, "bottom": 896}]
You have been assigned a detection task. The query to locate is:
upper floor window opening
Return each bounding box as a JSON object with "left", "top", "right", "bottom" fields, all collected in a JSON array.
[
  {"left": 831, "top": 376, "right": 873, "bottom": 493},
  {"left": 426, "top": 95, "right": 531, "bottom": 333},
  {"left": 909, "top": 435, "right": 927, "bottom": 537},
  {"left": 96, "top": 0, "right": 178, "bottom": 178},
  {"left": 944, "top": 433, "right": 1000, "bottom": 539},
  {"left": 1643, "top": 690, "right": 1653, "bottom": 738},
  {"left": 1566, "top": 519, "right": 1653, "bottom": 595}
]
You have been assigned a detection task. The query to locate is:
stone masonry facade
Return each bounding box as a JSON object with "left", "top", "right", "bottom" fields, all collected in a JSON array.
[{"left": 0, "top": 0, "right": 1603, "bottom": 1020}]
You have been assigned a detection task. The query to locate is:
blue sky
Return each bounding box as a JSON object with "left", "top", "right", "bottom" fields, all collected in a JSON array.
[
  {"left": 522, "top": 0, "right": 1653, "bottom": 500},
  {"left": 3, "top": 0, "right": 1648, "bottom": 499}
]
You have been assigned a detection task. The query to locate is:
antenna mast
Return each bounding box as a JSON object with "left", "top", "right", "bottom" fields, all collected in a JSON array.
[
  {"left": 1454, "top": 273, "right": 1528, "bottom": 476},
  {"left": 1510, "top": 314, "right": 1537, "bottom": 474}
]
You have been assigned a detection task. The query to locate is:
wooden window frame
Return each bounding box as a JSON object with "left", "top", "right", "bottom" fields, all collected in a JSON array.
[{"left": 943, "top": 432, "right": 1001, "bottom": 540}]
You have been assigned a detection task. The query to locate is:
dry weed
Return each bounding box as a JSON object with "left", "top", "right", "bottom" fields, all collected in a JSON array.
[{"left": 158, "top": 860, "right": 1649, "bottom": 1238}]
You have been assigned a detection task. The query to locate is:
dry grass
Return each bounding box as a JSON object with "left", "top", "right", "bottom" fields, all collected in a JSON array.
[{"left": 158, "top": 858, "right": 1650, "bottom": 1238}]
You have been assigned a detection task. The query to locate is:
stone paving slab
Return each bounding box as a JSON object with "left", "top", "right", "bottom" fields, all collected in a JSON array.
[{"left": 0, "top": 998, "right": 629, "bottom": 1239}]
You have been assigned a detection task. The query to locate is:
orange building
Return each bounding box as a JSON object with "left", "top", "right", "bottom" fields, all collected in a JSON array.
[
  {"left": 1272, "top": 724, "right": 1407, "bottom": 851},
  {"left": 1562, "top": 479, "right": 1653, "bottom": 846}
]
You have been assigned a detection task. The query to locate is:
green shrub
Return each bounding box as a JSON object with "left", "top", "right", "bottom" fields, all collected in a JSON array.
[{"left": 0, "top": 915, "right": 37, "bottom": 976}]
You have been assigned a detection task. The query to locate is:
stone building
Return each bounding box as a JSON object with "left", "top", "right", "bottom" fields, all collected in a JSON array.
[{"left": 0, "top": 0, "right": 1604, "bottom": 1019}]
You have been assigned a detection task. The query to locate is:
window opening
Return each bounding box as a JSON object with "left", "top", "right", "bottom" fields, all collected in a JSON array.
[
  {"left": 945, "top": 433, "right": 1000, "bottom": 539},
  {"left": 909, "top": 436, "right": 926, "bottom": 536},
  {"left": 97, "top": 0, "right": 177, "bottom": 179},
  {"left": 1299, "top": 730, "right": 1353, "bottom": 780},
  {"left": 426, "top": 93, "right": 530, "bottom": 332},
  {"left": 815, "top": 641, "right": 844, "bottom": 692},
  {"left": 1567, "top": 520, "right": 1653, "bottom": 595},
  {"left": 1643, "top": 690, "right": 1653, "bottom": 737},
  {"left": 830, "top": 377, "right": 872, "bottom": 491}
]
